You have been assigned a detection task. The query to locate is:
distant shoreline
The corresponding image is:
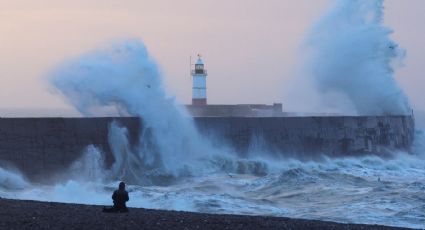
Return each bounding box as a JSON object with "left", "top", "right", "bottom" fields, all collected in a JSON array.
[{"left": 0, "top": 198, "right": 412, "bottom": 230}]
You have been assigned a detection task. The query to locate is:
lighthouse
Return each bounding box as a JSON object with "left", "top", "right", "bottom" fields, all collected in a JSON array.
[{"left": 191, "top": 55, "right": 208, "bottom": 105}]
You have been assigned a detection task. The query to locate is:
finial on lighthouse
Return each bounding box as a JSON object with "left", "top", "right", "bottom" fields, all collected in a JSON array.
[
  {"left": 191, "top": 54, "right": 208, "bottom": 105},
  {"left": 195, "top": 54, "right": 204, "bottom": 65}
]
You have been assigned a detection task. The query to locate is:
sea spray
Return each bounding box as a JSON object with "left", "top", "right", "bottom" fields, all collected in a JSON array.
[
  {"left": 49, "top": 40, "right": 238, "bottom": 184},
  {"left": 68, "top": 145, "right": 107, "bottom": 183},
  {"left": 289, "top": 0, "right": 410, "bottom": 115},
  {"left": 107, "top": 121, "right": 175, "bottom": 185},
  {"left": 0, "top": 167, "right": 29, "bottom": 190}
]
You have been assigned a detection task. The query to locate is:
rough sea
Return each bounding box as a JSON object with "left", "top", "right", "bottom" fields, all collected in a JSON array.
[{"left": 1, "top": 130, "right": 424, "bottom": 229}]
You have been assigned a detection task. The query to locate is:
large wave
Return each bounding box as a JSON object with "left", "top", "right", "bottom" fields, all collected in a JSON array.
[
  {"left": 49, "top": 40, "right": 213, "bottom": 182},
  {"left": 287, "top": 0, "right": 410, "bottom": 115},
  {"left": 47, "top": 40, "right": 272, "bottom": 185}
]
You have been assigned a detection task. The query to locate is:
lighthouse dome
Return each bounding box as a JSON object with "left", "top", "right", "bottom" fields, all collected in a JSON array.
[{"left": 195, "top": 57, "right": 204, "bottom": 65}]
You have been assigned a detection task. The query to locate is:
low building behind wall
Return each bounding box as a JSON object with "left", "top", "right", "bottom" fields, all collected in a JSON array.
[
  {"left": 185, "top": 103, "right": 284, "bottom": 117},
  {"left": 0, "top": 115, "right": 415, "bottom": 182}
]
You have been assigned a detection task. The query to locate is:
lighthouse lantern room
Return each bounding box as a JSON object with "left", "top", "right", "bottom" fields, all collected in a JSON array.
[{"left": 191, "top": 54, "right": 208, "bottom": 105}]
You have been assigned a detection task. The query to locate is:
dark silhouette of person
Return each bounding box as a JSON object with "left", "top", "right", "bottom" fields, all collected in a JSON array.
[{"left": 103, "top": 181, "right": 129, "bottom": 213}]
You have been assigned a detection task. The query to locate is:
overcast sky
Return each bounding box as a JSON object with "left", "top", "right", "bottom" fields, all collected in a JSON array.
[{"left": 0, "top": 0, "right": 424, "bottom": 115}]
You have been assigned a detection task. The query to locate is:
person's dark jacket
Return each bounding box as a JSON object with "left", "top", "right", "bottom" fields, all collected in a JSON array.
[{"left": 112, "top": 183, "right": 129, "bottom": 211}]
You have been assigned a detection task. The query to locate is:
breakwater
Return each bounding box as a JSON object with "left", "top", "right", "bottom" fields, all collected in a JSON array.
[{"left": 0, "top": 116, "right": 414, "bottom": 181}]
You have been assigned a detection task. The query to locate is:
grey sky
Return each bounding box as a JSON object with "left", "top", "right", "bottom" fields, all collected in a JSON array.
[{"left": 0, "top": 0, "right": 423, "bottom": 114}]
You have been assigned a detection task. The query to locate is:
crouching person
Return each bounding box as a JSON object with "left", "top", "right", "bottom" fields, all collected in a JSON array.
[{"left": 103, "top": 181, "right": 129, "bottom": 213}]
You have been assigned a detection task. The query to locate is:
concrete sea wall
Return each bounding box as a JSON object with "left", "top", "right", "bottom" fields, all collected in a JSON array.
[
  {"left": 0, "top": 116, "right": 415, "bottom": 181},
  {"left": 197, "top": 116, "right": 415, "bottom": 157}
]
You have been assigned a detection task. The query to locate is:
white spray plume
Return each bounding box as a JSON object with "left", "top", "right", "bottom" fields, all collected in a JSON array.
[
  {"left": 50, "top": 40, "right": 213, "bottom": 179},
  {"left": 69, "top": 145, "right": 106, "bottom": 183},
  {"left": 289, "top": 0, "right": 410, "bottom": 115},
  {"left": 0, "top": 167, "right": 29, "bottom": 190}
]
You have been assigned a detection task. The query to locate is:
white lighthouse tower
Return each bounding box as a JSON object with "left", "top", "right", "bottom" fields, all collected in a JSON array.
[{"left": 191, "top": 55, "right": 208, "bottom": 105}]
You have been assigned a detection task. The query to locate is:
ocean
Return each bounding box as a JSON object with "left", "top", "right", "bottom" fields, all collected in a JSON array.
[{"left": 1, "top": 130, "right": 424, "bottom": 229}]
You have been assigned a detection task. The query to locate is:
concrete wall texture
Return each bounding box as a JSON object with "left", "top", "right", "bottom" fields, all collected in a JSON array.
[
  {"left": 0, "top": 116, "right": 415, "bottom": 182},
  {"left": 197, "top": 116, "right": 415, "bottom": 157}
]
